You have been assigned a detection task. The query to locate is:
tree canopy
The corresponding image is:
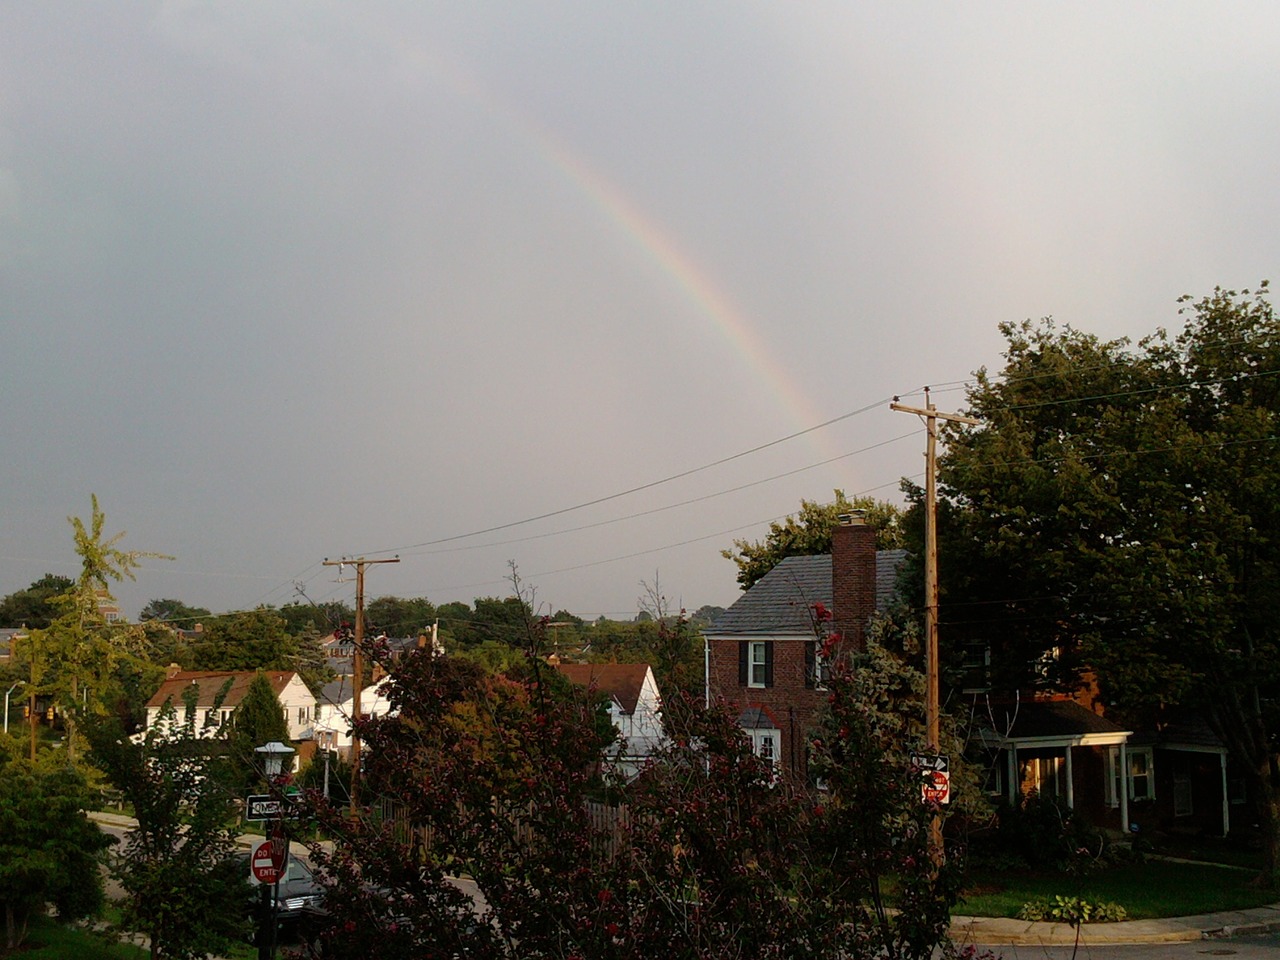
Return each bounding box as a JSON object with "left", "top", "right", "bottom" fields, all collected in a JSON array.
[
  {"left": 364, "top": 595, "right": 437, "bottom": 637},
  {"left": 188, "top": 609, "right": 326, "bottom": 692},
  {"left": 87, "top": 703, "right": 250, "bottom": 960},
  {"left": 0, "top": 574, "right": 74, "bottom": 630},
  {"left": 722, "top": 490, "right": 904, "bottom": 591},
  {"left": 138, "top": 598, "right": 211, "bottom": 627},
  {"left": 935, "top": 284, "right": 1280, "bottom": 876},
  {"left": 19, "top": 497, "right": 168, "bottom": 760},
  {"left": 0, "top": 756, "right": 112, "bottom": 951}
]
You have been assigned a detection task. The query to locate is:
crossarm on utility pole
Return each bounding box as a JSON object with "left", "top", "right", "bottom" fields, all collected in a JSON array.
[{"left": 322, "top": 556, "right": 399, "bottom": 813}]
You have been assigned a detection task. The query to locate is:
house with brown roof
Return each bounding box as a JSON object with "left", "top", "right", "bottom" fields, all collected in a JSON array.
[
  {"left": 145, "top": 668, "right": 317, "bottom": 741},
  {"left": 555, "top": 662, "right": 664, "bottom": 777}
]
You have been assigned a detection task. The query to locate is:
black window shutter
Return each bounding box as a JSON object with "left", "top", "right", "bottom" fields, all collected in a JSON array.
[
  {"left": 764, "top": 640, "right": 774, "bottom": 687},
  {"left": 804, "top": 641, "right": 816, "bottom": 689},
  {"left": 738, "top": 641, "right": 748, "bottom": 686}
]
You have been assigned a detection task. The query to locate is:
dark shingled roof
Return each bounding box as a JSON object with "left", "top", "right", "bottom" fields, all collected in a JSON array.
[
  {"left": 1128, "top": 713, "right": 1224, "bottom": 750},
  {"left": 986, "top": 700, "right": 1130, "bottom": 740},
  {"left": 320, "top": 676, "right": 353, "bottom": 706},
  {"left": 706, "top": 550, "right": 906, "bottom": 636},
  {"left": 738, "top": 707, "right": 776, "bottom": 730}
]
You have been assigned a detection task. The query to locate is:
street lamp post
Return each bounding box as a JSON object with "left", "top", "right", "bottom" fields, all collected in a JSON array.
[
  {"left": 4, "top": 682, "right": 21, "bottom": 734},
  {"left": 323, "top": 744, "right": 332, "bottom": 801},
  {"left": 254, "top": 741, "right": 295, "bottom": 960}
]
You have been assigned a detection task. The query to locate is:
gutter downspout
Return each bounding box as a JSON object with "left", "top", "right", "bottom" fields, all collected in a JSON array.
[{"left": 703, "top": 634, "right": 710, "bottom": 711}]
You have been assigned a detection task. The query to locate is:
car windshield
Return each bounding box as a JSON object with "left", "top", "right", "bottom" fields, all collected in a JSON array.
[{"left": 285, "top": 857, "right": 312, "bottom": 883}]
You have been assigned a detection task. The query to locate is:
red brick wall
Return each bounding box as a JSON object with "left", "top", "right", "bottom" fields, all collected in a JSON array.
[{"left": 709, "top": 637, "right": 826, "bottom": 778}]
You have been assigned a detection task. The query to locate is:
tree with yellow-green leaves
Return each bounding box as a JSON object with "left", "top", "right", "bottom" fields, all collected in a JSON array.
[{"left": 20, "top": 496, "right": 169, "bottom": 760}]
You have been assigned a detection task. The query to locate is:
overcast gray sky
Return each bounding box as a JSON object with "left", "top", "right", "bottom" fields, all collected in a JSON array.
[{"left": 3, "top": 2, "right": 1278, "bottom": 622}]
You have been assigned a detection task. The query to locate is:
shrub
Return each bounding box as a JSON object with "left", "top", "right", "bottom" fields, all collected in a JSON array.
[
  {"left": 1017, "top": 895, "right": 1127, "bottom": 924},
  {"left": 996, "top": 793, "right": 1113, "bottom": 872}
]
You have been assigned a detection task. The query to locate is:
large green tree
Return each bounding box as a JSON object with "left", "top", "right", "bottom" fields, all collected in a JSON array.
[
  {"left": 937, "top": 284, "right": 1280, "bottom": 877},
  {"left": 0, "top": 574, "right": 74, "bottom": 630},
  {"left": 227, "top": 672, "right": 291, "bottom": 792},
  {"left": 275, "top": 600, "right": 353, "bottom": 638},
  {"left": 722, "top": 490, "right": 904, "bottom": 591},
  {"left": 0, "top": 754, "right": 112, "bottom": 951},
  {"left": 189, "top": 609, "right": 326, "bottom": 691},
  {"left": 364, "top": 595, "right": 437, "bottom": 637},
  {"left": 138, "top": 598, "right": 211, "bottom": 627},
  {"left": 21, "top": 496, "right": 168, "bottom": 760},
  {"left": 87, "top": 701, "right": 250, "bottom": 960},
  {"left": 437, "top": 596, "right": 532, "bottom": 648}
]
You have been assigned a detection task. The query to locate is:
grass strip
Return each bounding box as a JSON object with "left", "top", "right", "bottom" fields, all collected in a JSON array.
[
  {"left": 960, "top": 860, "right": 1278, "bottom": 920},
  {"left": 9, "top": 918, "right": 149, "bottom": 960}
]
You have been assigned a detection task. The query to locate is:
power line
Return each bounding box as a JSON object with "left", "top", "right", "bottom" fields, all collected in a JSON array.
[
  {"left": 400, "top": 431, "right": 921, "bottom": 558},
  {"left": 354, "top": 397, "right": 895, "bottom": 557},
  {"left": 426, "top": 477, "right": 912, "bottom": 596}
]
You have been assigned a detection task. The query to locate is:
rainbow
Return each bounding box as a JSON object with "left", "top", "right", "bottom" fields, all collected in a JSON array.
[
  {"left": 528, "top": 128, "right": 830, "bottom": 441},
  {"left": 401, "top": 39, "right": 842, "bottom": 462}
]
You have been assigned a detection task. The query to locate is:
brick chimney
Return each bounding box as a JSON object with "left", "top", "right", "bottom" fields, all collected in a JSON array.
[{"left": 831, "top": 511, "right": 877, "bottom": 651}]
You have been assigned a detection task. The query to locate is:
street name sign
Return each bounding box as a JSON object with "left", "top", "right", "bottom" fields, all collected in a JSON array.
[{"left": 245, "top": 794, "right": 301, "bottom": 822}]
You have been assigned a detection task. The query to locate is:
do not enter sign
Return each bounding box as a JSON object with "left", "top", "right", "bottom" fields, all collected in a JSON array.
[
  {"left": 911, "top": 753, "right": 951, "bottom": 805},
  {"left": 250, "top": 839, "right": 285, "bottom": 885}
]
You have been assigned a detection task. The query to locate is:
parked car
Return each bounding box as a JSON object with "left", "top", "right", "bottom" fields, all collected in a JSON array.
[{"left": 245, "top": 851, "right": 325, "bottom": 940}]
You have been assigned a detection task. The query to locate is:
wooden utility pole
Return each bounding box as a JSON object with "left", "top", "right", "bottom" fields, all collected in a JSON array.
[
  {"left": 891, "top": 388, "right": 979, "bottom": 857},
  {"left": 322, "top": 556, "right": 399, "bottom": 812}
]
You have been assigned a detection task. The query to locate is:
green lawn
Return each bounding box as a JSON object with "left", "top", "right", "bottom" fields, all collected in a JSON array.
[
  {"left": 7, "top": 918, "right": 148, "bottom": 960},
  {"left": 960, "top": 860, "right": 1279, "bottom": 919}
]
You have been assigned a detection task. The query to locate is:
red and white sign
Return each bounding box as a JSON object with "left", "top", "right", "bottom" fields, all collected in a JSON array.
[
  {"left": 923, "top": 769, "right": 951, "bottom": 804},
  {"left": 911, "top": 753, "right": 951, "bottom": 805},
  {"left": 250, "top": 839, "right": 285, "bottom": 885}
]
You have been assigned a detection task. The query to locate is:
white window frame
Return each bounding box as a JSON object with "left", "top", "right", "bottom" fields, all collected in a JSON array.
[
  {"left": 984, "top": 759, "right": 1004, "bottom": 797},
  {"left": 813, "top": 647, "right": 830, "bottom": 691},
  {"left": 1108, "top": 746, "right": 1155, "bottom": 805},
  {"left": 1173, "top": 775, "right": 1193, "bottom": 817},
  {"left": 748, "top": 641, "right": 768, "bottom": 689},
  {"left": 960, "top": 642, "right": 991, "bottom": 693},
  {"left": 1129, "top": 748, "right": 1154, "bottom": 801},
  {"left": 748, "top": 727, "right": 781, "bottom": 770},
  {"left": 1022, "top": 755, "right": 1062, "bottom": 798}
]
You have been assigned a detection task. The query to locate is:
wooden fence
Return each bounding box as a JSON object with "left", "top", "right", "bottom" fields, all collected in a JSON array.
[{"left": 374, "top": 796, "right": 635, "bottom": 862}]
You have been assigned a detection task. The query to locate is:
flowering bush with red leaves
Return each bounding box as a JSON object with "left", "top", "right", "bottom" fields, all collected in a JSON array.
[{"left": 296, "top": 607, "right": 963, "bottom": 959}]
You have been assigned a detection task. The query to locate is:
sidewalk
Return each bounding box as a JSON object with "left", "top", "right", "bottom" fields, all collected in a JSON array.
[
  {"left": 90, "top": 811, "right": 1280, "bottom": 947},
  {"left": 952, "top": 905, "right": 1280, "bottom": 946},
  {"left": 90, "top": 809, "right": 314, "bottom": 858}
]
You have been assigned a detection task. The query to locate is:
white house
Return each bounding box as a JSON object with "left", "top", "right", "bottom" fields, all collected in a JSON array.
[
  {"left": 555, "top": 662, "right": 665, "bottom": 777},
  {"left": 145, "top": 668, "right": 317, "bottom": 741},
  {"left": 313, "top": 676, "right": 394, "bottom": 759}
]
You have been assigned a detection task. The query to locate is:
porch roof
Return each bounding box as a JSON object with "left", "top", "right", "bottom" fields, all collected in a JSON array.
[
  {"left": 1128, "top": 713, "right": 1226, "bottom": 754},
  {"left": 981, "top": 700, "right": 1132, "bottom": 749}
]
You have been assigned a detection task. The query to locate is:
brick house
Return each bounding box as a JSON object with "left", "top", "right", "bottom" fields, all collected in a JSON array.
[
  {"left": 976, "top": 695, "right": 1235, "bottom": 838},
  {"left": 704, "top": 513, "right": 904, "bottom": 779}
]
